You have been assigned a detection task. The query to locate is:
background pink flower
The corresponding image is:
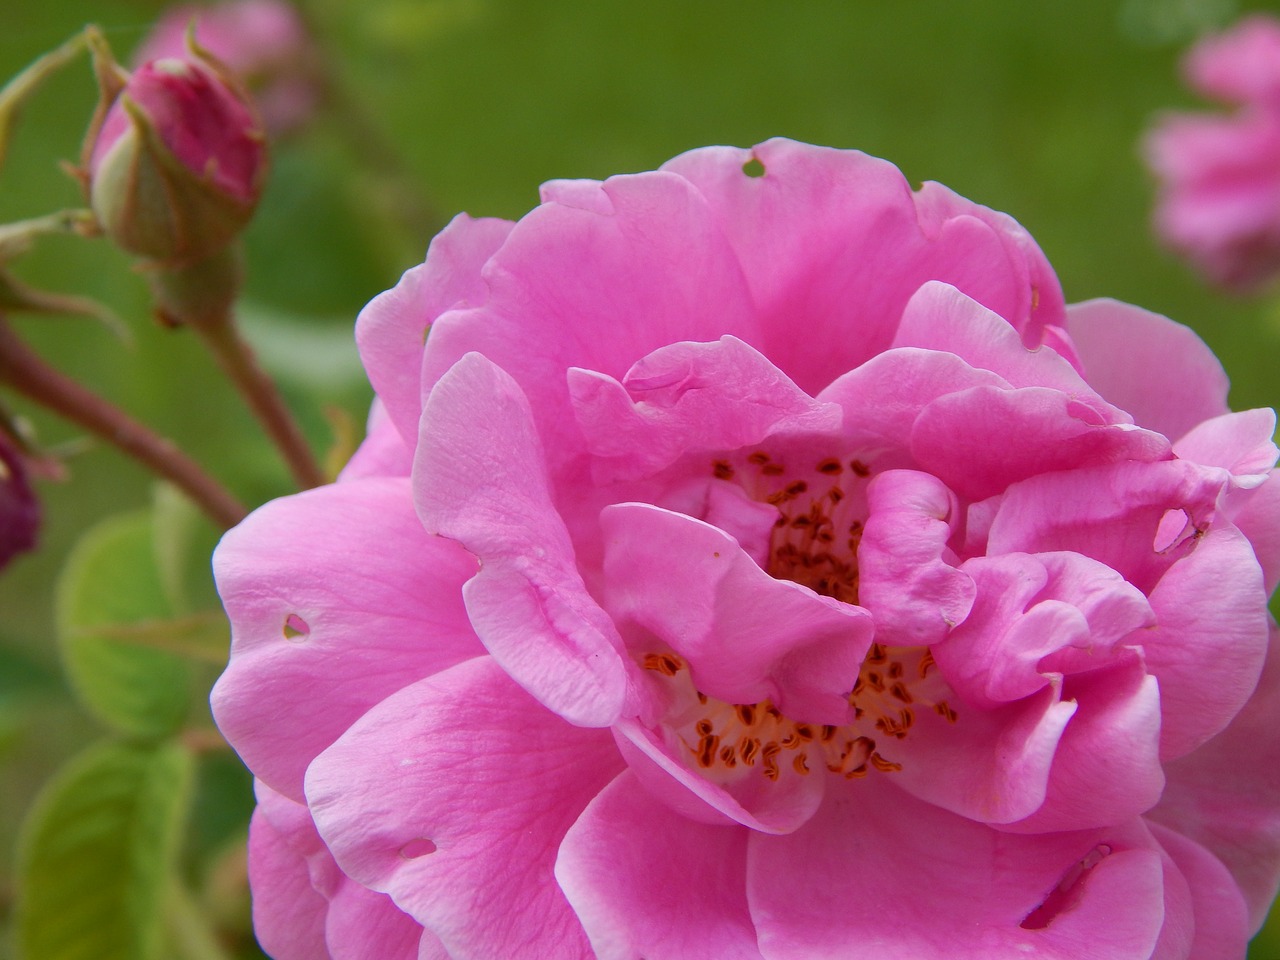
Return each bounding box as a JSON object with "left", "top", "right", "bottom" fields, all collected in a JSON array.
[
  {"left": 131, "top": 0, "right": 320, "bottom": 135},
  {"left": 1145, "top": 15, "right": 1280, "bottom": 291},
  {"left": 213, "top": 139, "right": 1280, "bottom": 958}
]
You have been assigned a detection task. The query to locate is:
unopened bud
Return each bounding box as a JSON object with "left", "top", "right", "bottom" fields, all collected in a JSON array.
[
  {"left": 0, "top": 430, "right": 39, "bottom": 571},
  {"left": 88, "top": 55, "right": 267, "bottom": 267},
  {"left": 132, "top": 0, "right": 320, "bottom": 136}
]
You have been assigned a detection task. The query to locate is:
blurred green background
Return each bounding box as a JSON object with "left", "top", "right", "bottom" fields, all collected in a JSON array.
[{"left": 3, "top": 0, "right": 1280, "bottom": 956}]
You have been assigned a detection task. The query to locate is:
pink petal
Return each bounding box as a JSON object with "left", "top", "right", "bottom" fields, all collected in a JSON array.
[
  {"left": 248, "top": 802, "right": 331, "bottom": 960},
  {"left": 251, "top": 782, "right": 426, "bottom": 960},
  {"left": 1005, "top": 657, "right": 1164, "bottom": 834},
  {"left": 355, "top": 214, "right": 514, "bottom": 446},
  {"left": 912, "top": 383, "right": 1169, "bottom": 501},
  {"left": 892, "top": 282, "right": 1091, "bottom": 395},
  {"left": 935, "top": 552, "right": 1153, "bottom": 710},
  {"left": 601, "top": 502, "right": 871, "bottom": 723},
  {"left": 817, "top": 346, "right": 1010, "bottom": 456},
  {"left": 983, "top": 460, "right": 1224, "bottom": 594},
  {"left": 568, "top": 336, "right": 841, "bottom": 482},
  {"left": 888, "top": 683, "right": 1076, "bottom": 825},
  {"left": 415, "top": 353, "right": 630, "bottom": 726},
  {"left": 612, "top": 718, "right": 826, "bottom": 836},
  {"left": 338, "top": 398, "right": 414, "bottom": 482},
  {"left": 1144, "top": 523, "right": 1268, "bottom": 758},
  {"left": 1066, "top": 300, "right": 1229, "bottom": 441},
  {"left": 1148, "top": 822, "right": 1251, "bottom": 960},
  {"left": 1183, "top": 15, "right": 1280, "bottom": 105},
  {"left": 306, "top": 657, "right": 622, "bottom": 960},
  {"left": 421, "top": 170, "right": 759, "bottom": 473},
  {"left": 1227, "top": 471, "right": 1280, "bottom": 593},
  {"left": 660, "top": 139, "right": 1064, "bottom": 393},
  {"left": 1151, "top": 625, "right": 1280, "bottom": 930},
  {"left": 747, "top": 781, "right": 1166, "bottom": 959},
  {"left": 211, "top": 478, "right": 482, "bottom": 800},
  {"left": 1173, "top": 407, "right": 1279, "bottom": 487},
  {"left": 555, "top": 771, "right": 764, "bottom": 960},
  {"left": 857, "top": 469, "right": 974, "bottom": 646}
]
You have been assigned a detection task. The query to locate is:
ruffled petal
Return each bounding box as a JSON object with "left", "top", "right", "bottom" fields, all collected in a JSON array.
[
  {"left": 248, "top": 801, "right": 331, "bottom": 960},
  {"left": 211, "top": 478, "right": 482, "bottom": 800},
  {"left": 857, "top": 470, "right": 974, "bottom": 646},
  {"left": 415, "top": 353, "right": 630, "bottom": 726},
  {"left": 555, "top": 771, "right": 763, "bottom": 960},
  {"left": 251, "top": 782, "right": 426, "bottom": 960},
  {"left": 1148, "top": 822, "right": 1251, "bottom": 960},
  {"left": 612, "top": 718, "right": 826, "bottom": 836},
  {"left": 355, "top": 214, "right": 514, "bottom": 445},
  {"left": 660, "top": 139, "right": 1064, "bottom": 393},
  {"left": 912, "top": 383, "right": 1169, "bottom": 501},
  {"left": 1066, "top": 300, "right": 1230, "bottom": 440},
  {"left": 1150, "top": 625, "right": 1280, "bottom": 930},
  {"left": 306, "top": 657, "right": 622, "bottom": 960},
  {"left": 569, "top": 336, "right": 841, "bottom": 483},
  {"left": 1143, "top": 523, "right": 1268, "bottom": 758},
  {"left": 1173, "top": 407, "right": 1278, "bottom": 487},
  {"left": 747, "top": 781, "right": 1165, "bottom": 960},
  {"left": 601, "top": 502, "right": 871, "bottom": 723},
  {"left": 421, "top": 170, "right": 760, "bottom": 472}
]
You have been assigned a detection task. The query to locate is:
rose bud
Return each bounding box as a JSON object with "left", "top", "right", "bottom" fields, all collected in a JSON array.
[
  {"left": 87, "top": 54, "right": 267, "bottom": 268},
  {"left": 131, "top": 0, "right": 320, "bottom": 136},
  {"left": 0, "top": 430, "right": 39, "bottom": 571}
]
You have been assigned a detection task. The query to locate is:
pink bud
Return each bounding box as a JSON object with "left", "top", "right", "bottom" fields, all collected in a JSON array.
[
  {"left": 0, "top": 433, "right": 39, "bottom": 571},
  {"left": 88, "top": 56, "right": 267, "bottom": 266},
  {"left": 132, "top": 0, "right": 320, "bottom": 136}
]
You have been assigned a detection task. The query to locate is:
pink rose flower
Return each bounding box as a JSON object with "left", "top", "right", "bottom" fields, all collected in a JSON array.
[
  {"left": 88, "top": 55, "right": 267, "bottom": 266},
  {"left": 213, "top": 139, "right": 1280, "bottom": 959},
  {"left": 1146, "top": 15, "right": 1280, "bottom": 291},
  {"left": 132, "top": 0, "right": 320, "bottom": 135}
]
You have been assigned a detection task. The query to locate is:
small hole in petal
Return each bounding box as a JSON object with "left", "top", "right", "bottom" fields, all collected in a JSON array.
[
  {"left": 742, "top": 156, "right": 766, "bottom": 178},
  {"left": 399, "top": 837, "right": 437, "bottom": 859},
  {"left": 1153, "top": 508, "right": 1191, "bottom": 553},
  {"left": 282, "top": 614, "right": 310, "bottom": 641}
]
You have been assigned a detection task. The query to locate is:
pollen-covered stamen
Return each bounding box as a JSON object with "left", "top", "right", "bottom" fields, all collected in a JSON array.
[
  {"left": 717, "top": 451, "right": 873, "bottom": 604},
  {"left": 642, "top": 644, "right": 955, "bottom": 784}
]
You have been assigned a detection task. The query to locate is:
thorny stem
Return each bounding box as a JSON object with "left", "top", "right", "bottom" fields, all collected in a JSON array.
[
  {"left": 0, "top": 318, "right": 247, "bottom": 529},
  {"left": 190, "top": 315, "right": 326, "bottom": 489}
]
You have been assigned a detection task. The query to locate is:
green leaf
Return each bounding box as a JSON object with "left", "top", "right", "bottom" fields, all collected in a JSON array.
[
  {"left": 56, "top": 511, "right": 191, "bottom": 737},
  {"left": 151, "top": 483, "right": 223, "bottom": 616},
  {"left": 14, "top": 739, "right": 195, "bottom": 960}
]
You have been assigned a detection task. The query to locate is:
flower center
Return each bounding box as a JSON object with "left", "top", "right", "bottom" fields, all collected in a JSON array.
[
  {"left": 713, "top": 450, "right": 870, "bottom": 603},
  {"left": 643, "top": 645, "right": 957, "bottom": 784}
]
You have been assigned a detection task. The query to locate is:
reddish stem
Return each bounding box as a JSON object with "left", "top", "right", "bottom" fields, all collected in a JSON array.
[{"left": 0, "top": 318, "right": 247, "bottom": 529}]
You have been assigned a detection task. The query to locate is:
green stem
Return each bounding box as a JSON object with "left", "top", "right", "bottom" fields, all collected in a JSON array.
[
  {"left": 0, "top": 318, "right": 247, "bottom": 529},
  {"left": 152, "top": 250, "right": 326, "bottom": 491}
]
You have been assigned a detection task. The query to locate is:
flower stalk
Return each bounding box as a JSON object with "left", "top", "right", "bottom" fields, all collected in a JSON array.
[
  {"left": 0, "top": 316, "right": 246, "bottom": 529},
  {"left": 151, "top": 249, "right": 325, "bottom": 490}
]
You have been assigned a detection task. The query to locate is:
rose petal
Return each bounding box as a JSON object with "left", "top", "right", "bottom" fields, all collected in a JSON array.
[
  {"left": 569, "top": 335, "right": 841, "bottom": 482},
  {"left": 211, "top": 478, "right": 482, "bottom": 800},
  {"left": 747, "top": 781, "right": 1166, "bottom": 959},
  {"left": 601, "top": 501, "right": 871, "bottom": 723},
  {"left": 1066, "top": 300, "right": 1230, "bottom": 440},
  {"left": 555, "top": 770, "right": 764, "bottom": 960},
  {"left": 356, "top": 214, "right": 514, "bottom": 445},
  {"left": 415, "top": 353, "right": 630, "bottom": 726},
  {"left": 306, "top": 657, "right": 622, "bottom": 960},
  {"left": 857, "top": 469, "right": 974, "bottom": 646}
]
